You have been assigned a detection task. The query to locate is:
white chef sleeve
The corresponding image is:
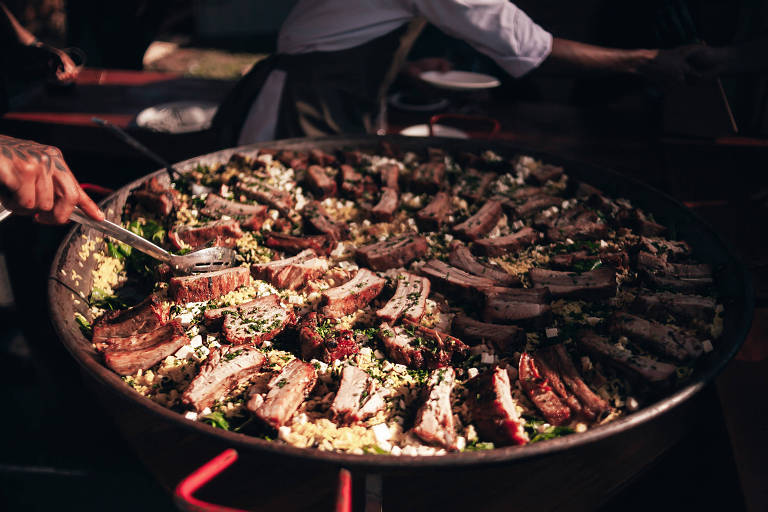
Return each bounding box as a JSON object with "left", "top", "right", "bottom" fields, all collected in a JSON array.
[{"left": 408, "top": 0, "right": 553, "bottom": 77}]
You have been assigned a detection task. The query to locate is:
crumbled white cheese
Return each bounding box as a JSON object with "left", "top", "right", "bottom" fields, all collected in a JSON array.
[
  {"left": 390, "top": 445, "right": 402, "bottom": 456},
  {"left": 586, "top": 316, "right": 601, "bottom": 326},
  {"left": 480, "top": 353, "right": 496, "bottom": 365},
  {"left": 278, "top": 426, "right": 292, "bottom": 442},
  {"left": 627, "top": 397, "right": 639, "bottom": 411},
  {"left": 372, "top": 423, "right": 391, "bottom": 443},
  {"left": 702, "top": 340, "right": 714, "bottom": 353},
  {"left": 566, "top": 238, "right": 575, "bottom": 245},
  {"left": 455, "top": 436, "right": 466, "bottom": 451},
  {"left": 545, "top": 327, "right": 559, "bottom": 338},
  {"left": 174, "top": 345, "right": 196, "bottom": 361},
  {"left": 189, "top": 335, "right": 203, "bottom": 347},
  {"left": 467, "top": 367, "right": 479, "bottom": 379},
  {"left": 184, "top": 411, "right": 198, "bottom": 421},
  {"left": 201, "top": 407, "right": 212, "bottom": 416},
  {"left": 512, "top": 220, "right": 525, "bottom": 230}
]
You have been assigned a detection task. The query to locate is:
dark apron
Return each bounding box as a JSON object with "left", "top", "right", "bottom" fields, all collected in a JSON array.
[{"left": 211, "top": 18, "right": 426, "bottom": 146}]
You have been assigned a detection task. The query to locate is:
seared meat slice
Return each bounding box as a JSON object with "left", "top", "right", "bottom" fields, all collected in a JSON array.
[
  {"left": 92, "top": 294, "right": 169, "bottom": 347},
  {"left": 235, "top": 178, "right": 294, "bottom": 216},
  {"left": 527, "top": 164, "right": 564, "bottom": 185},
  {"left": 518, "top": 352, "right": 571, "bottom": 426},
  {"left": 252, "top": 249, "right": 328, "bottom": 290},
  {"left": 475, "top": 227, "right": 539, "bottom": 257},
  {"left": 169, "top": 266, "right": 250, "bottom": 303},
  {"left": 637, "top": 251, "right": 714, "bottom": 292},
  {"left": 420, "top": 259, "right": 494, "bottom": 303},
  {"left": 547, "top": 221, "right": 610, "bottom": 242},
  {"left": 410, "top": 161, "right": 446, "bottom": 193},
  {"left": 379, "top": 163, "right": 400, "bottom": 191},
  {"left": 200, "top": 194, "right": 268, "bottom": 231},
  {"left": 452, "top": 314, "right": 524, "bottom": 353},
  {"left": 484, "top": 286, "right": 550, "bottom": 303},
  {"left": 529, "top": 267, "right": 616, "bottom": 300},
  {"left": 483, "top": 294, "right": 552, "bottom": 327},
  {"left": 302, "top": 201, "right": 348, "bottom": 241},
  {"left": 379, "top": 321, "right": 468, "bottom": 370},
  {"left": 371, "top": 187, "right": 399, "bottom": 222},
  {"left": 103, "top": 320, "right": 189, "bottom": 376},
  {"left": 309, "top": 148, "right": 337, "bottom": 166},
  {"left": 306, "top": 165, "right": 337, "bottom": 198},
  {"left": 449, "top": 241, "right": 519, "bottom": 286},
  {"left": 610, "top": 312, "right": 704, "bottom": 362},
  {"left": 339, "top": 164, "right": 364, "bottom": 198},
  {"left": 273, "top": 149, "right": 308, "bottom": 169},
  {"left": 182, "top": 346, "right": 266, "bottom": 412},
  {"left": 356, "top": 234, "right": 428, "bottom": 271},
  {"left": 169, "top": 219, "right": 243, "bottom": 250},
  {"left": 298, "top": 313, "right": 359, "bottom": 362},
  {"left": 343, "top": 150, "right": 366, "bottom": 166},
  {"left": 416, "top": 191, "right": 453, "bottom": 231},
  {"left": 412, "top": 367, "right": 458, "bottom": 450},
  {"left": 632, "top": 291, "right": 716, "bottom": 324},
  {"left": 321, "top": 268, "right": 386, "bottom": 317},
  {"left": 331, "top": 366, "right": 387, "bottom": 423},
  {"left": 467, "top": 366, "right": 529, "bottom": 446},
  {"left": 577, "top": 329, "right": 676, "bottom": 383},
  {"left": 222, "top": 294, "right": 295, "bottom": 345},
  {"left": 549, "top": 250, "right": 628, "bottom": 272},
  {"left": 452, "top": 169, "right": 495, "bottom": 203},
  {"left": 452, "top": 199, "right": 503, "bottom": 241},
  {"left": 632, "top": 209, "right": 666, "bottom": 237},
  {"left": 637, "top": 237, "right": 691, "bottom": 261},
  {"left": 509, "top": 196, "right": 561, "bottom": 218},
  {"left": 133, "top": 176, "right": 179, "bottom": 216},
  {"left": 540, "top": 345, "right": 610, "bottom": 421},
  {"left": 250, "top": 359, "right": 317, "bottom": 429},
  {"left": 264, "top": 232, "right": 333, "bottom": 256},
  {"left": 376, "top": 272, "right": 430, "bottom": 323}
]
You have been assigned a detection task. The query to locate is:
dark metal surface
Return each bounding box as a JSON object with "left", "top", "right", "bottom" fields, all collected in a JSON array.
[{"left": 47, "top": 135, "right": 754, "bottom": 471}]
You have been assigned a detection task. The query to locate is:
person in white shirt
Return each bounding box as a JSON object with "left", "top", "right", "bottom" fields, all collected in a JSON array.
[{"left": 212, "top": 0, "right": 699, "bottom": 145}]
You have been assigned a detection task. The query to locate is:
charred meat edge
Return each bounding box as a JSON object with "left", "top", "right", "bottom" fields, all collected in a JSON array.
[{"left": 249, "top": 359, "right": 318, "bottom": 429}]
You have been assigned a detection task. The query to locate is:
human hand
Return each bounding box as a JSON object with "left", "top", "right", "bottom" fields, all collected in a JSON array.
[
  {"left": 25, "top": 42, "right": 81, "bottom": 84},
  {"left": 403, "top": 57, "right": 453, "bottom": 80},
  {"left": 637, "top": 44, "right": 706, "bottom": 85},
  {"left": 684, "top": 45, "right": 732, "bottom": 81},
  {"left": 0, "top": 135, "right": 104, "bottom": 224}
]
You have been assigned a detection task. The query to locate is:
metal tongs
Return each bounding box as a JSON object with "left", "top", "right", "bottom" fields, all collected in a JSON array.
[{"left": 69, "top": 207, "right": 236, "bottom": 274}]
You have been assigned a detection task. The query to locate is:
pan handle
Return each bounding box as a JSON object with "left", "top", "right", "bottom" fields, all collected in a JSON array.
[{"left": 174, "top": 449, "right": 354, "bottom": 512}]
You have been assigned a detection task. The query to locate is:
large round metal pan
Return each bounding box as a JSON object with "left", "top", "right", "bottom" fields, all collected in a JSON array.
[{"left": 48, "top": 134, "right": 753, "bottom": 470}]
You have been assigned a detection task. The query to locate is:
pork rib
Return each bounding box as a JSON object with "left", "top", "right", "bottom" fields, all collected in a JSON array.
[
  {"left": 416, "top": 191, "right": 453, "bottom": 231},
  {"left": 412, "top": 367, "right": 458, "bottom": 450},
  {"left": 529, "top": 267, "right": 616, "bottom": 300},
  {"left": 249, "top": 359, "right": 317, "bottom": 429},
  {"left": 321, "top": 268, "right": 386, "bottom": 317},
  {"left": 376, "top": 272, "right": 430, "bottom": 323},
  {"left": 448, "top": 241, "right": 520, "bottom": 286},
  {"left": 221, "top": 294, "right": 295, "bottom": 345},
  {"left": 452, "top": 314, "right": 525, "bottom": 353},
  {"left": 182, "top": 346, "right": 266, "bottom": 412},
  {"left": 356, "top": 234, "right": 428, "bottom": 271},
  {"left": 452, "top": 199, "right": 503, "bottom": 241},
  {"left": 518, "top": 352, "right": 571, "bottom": 426},
  {"left": 474, "top": 227, "right": 539, "bottom": 258},
  {"left": 467, "top": 366, "right": 529, "bottom": 445},
  {"left": 252, "top": 249, "right": 328, "bottom": 291},
  {"left": 610, "top": 312, "right": 703, "bottom": 362},
  {"left": 103, "top": 319, "right": 189, "bottom": 376},
  {"left": 169, "top": 266, "right": 250, "bottom": 303},
  {"left": 331, "top": 366, "right": 386, "bottom": 423},
  {"left": 576, "top": 329, "right": 676, "bottom": 383}
]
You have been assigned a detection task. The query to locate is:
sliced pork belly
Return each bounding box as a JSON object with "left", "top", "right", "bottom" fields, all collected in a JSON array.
[
  {"left": 371, "top": 187, "right": 399, "bottom": 222},
  {"left": 376, "top": 272, "right": 430, "bottom": 323},
  {"left": 482, "top": 294, "right": 552, "bottom": 327},
  {"left": 264, "top": 232, "right": 333, "bottom": 256},
  {"left": 339, "top": 164, "right": 364, "bottom": 198},
  {"left": 252, "top": 249, "right": 328, "bottom": 290},
  {"left": 169, "top": 266, "right": 250, "bottom": 303},
  {"left": 529, "top": 267, "right": 616, "bottom": 300},
  {"left": 169, "top": 219, "right": 243, "bottom": 250},
  {"left": 222, "top": 294, "right": 295, "bottom": 345},
  {"left": 632, "top": 291, "right": 716, "bottom": 324},
  {"left": 133, "top": 177, "right": 179, "bottom": 216},
  {"left": 610, "top": 312, "right": 703, "bottom": 362},
  {"left": 527, "top": 163, "right": 564, "bottom": 185},
  {"left": 475, "top": 227, "right": 539, "bottom": 258},
  {"left": 379, "top": 162, "right": 400, "bottom": 191},
  {"left": 103, "top": 319, "right": 189, "bottom": 376},
  {"left": 410, "top": 161, "right": 446, "bottom": 193},
  {"left": 448, "top": 241, "right": 520, "bottom": 286},
  {"left": 452, "top": 169, "right": 495, "bottom": 203},
  {"left": 331, "top": 366, "right": 386, "bottom": 423},
  {"left": 235, "top": 178, "right": 294, "bottom": 216},
  {"left": 518, "top": 352, "right": 571, "bottom": 426},
  {"left": 379, "top": 321, "right": 467, "bottom": 370},
  {"left": 452, "top": 199, "right": 503, "bottom": 241},
  {"left": 416, "top": 191, "right": 453, "bottom": 231},
  {"left": 509, "top": 195, "right": 561, "bottom": 218},
  {"left": 182, "top": 346, "right": 266, "bottom": 412},
  {"left": 412, "top": 367, "right": 458, "bottom": 450},
  {"left": 420, "top": 259, "right": 495, "bottom": 303},
  {"left": 250, "top": 359, "right": 317, "bottom": 429},
  {"left": 452, "top": 314, "right": 524, "bottom": 353},
  {"left": 576, "top": 329, "right": 677, "bottom": 383},
  {"left": 92, "top": 294, "right": 169, "bottom": 347},
  {"left": 356, "top": 234, "right": 428, "bottom": 271},
  {"left": 306, "top": 164, "right": 337, "bottom": 198},
  {"left": 467, "top": 366, "right": 529, "bottom": 446},
  {"left": 298, "top": 313, "right": 359, "bottom": 362},
  {"left": 321, "top": 268, "right": 386, "bottom": 317},
  {"left": 540, "top": 345, "right": 610, "bottom": 421},
  {"left": 637, "top": 251, "right": 714, "bottom": 292},
  {"left": 302, "top": 201, "right": 348, "bottom": 241},
  {"left": 200, "top": 194, "right": 268, "bottom": 231}
]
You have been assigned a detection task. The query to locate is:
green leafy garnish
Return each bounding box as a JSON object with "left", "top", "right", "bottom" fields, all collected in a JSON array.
[
  {"left": 89, "top": 287, "right": 126, "bottom": 310},
  {"left": 464, "top": 440, "right": 495, "bottom": 451},
  {"left": 75, "top": 313, "right": 92, "bottom": 338},
  {"left": 201, "top": 412, "right": 230, "bottom": 430}
]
